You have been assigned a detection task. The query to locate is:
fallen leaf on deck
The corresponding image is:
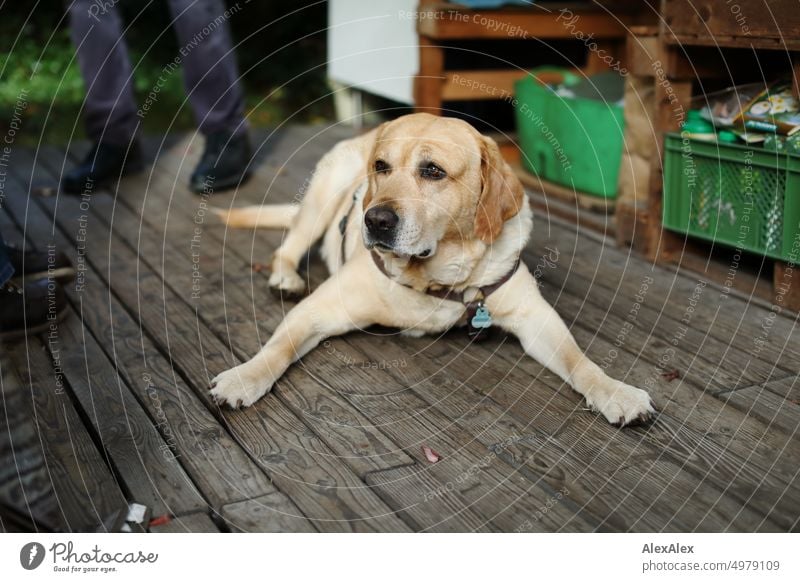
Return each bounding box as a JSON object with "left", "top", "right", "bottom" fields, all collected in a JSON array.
[
  {"left": 422, "top": 445, "right": 441, "bottom": 463},
  {"left": 661, "top": 370, "right": 680, "bottom": 382}
]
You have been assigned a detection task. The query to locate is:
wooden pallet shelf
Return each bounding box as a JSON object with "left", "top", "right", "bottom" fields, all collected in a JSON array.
[
  {"left": 414, "top": 0, "right": 635, "bottom": 113},
  {"left": 616, "top": 0, "right": 800, "bottom": 312}
]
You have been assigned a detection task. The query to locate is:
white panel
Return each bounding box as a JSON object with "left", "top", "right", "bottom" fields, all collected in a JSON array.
[{"left": 328, "top": 0, "right": 419, "bottom": 104}]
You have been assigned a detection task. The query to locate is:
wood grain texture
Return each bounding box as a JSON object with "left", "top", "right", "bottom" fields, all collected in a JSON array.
[
  {"left": 418, "top": 6, "right": 628, "bottom": 40},
  {"left": 222, "top": 492, "right": 317, "bottom": 532},
  {"left": 720, "top": 377, "right": 800, "bottom": 436},
  {"left": 52, "top": 308, "right": 205, "bottom": 516},
  {"left": 0, "top": 356, "right": 61, "bottom": 532},
  {"left": 5, "top": 341, "right": 130, "bottom": 532},
  {"left": 25, "top": 149, "right": 283, "bottom": 511},
  {"left": 2, "top": 179, "right": 202, "bottom": 517},
  {"left": 294, "top": 337, "right": 599, "bottom": 532},
  {"left": 661, "top": 0, "right": 800, "bottom": 49},
  {"left": 468, "top": 326, "right": 798, "bottom": 532},
  {"left": 530, "top": 218, "right": 800, "bottom": 375},
  {"left": 515, "top": 255, "right": 800, "bottom": 527},
  {"left": 538, "top": 253, "right": 783, "bottom": 389},
  {"left": 364, "top": 465, "right": 495, "bottom": 532}
]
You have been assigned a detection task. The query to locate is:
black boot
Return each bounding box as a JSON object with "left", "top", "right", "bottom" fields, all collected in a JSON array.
[
  {"left": 0, "top": 280, "right": 68, "bottom": 341},
  {"left": 190, "top": 130, "right": 252, "bottom": 194},
  {"left": 5, "top": 243, "right": 75, "bottom": 284},
  {"left": 62, "top": 141, "right": 143, "bottom": 195}
]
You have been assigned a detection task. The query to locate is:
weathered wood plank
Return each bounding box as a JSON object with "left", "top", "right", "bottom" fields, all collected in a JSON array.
[
  {"left": 720, "top": 377, "right": 800, "bottom": 436},
  {"left": 53, "top": 307, "right": 206, "bottom": 516},
  {"left": 0, "top": 355, "right": 61, "bottom": 532},
  {"left": 764, "top": 376, "right": 800, "bottom": 403},
  {"left": 3, "top": 167, "right": 203, "bottom": 523},
  {"left": 542, "top": 260, "right": 784, "bottom": 389},
  {"left": 5, "top": 341, "right": 130, "bottom": 531},
  {"left": 531, "top": 217, "right": 800, "bottom": 374},
  {"left": 287, "top": 339, "right": 600, "bottom": 532},
  {"left": 222, "top": 492, "right": 317, "bottom": 532},
  {"left": 534, "top": 263, "right": 766, "bottom": 394},
  {"left": 3, "top": 180, "right": 203, "bottom": 516},
  {"left": 13, "top": 152, "right": 282, "bottom": 511},
  {"left": 364, "top": 465, "right": 495, "bottom": 532}
]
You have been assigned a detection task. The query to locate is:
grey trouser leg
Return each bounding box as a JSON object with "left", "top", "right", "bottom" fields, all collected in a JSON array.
[
  {"left": 167, "top": 0, "right": 247, "bottom": 136},
  {"left": 0, "top": 229, "right": 13, "bottom": 287},
  {"left": 67, "top": 0, "right": 246, "bottom": 144},
  {"left": 67, "top": 0, "right": 139, "bottom": 145}
]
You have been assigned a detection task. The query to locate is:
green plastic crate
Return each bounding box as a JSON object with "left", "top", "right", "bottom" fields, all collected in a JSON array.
[
  {"left": 662, "top": 132, "right": 800, "bottom": 262},
  {"left": 514, "top": 75, "right": 624, "bottom": 198}
]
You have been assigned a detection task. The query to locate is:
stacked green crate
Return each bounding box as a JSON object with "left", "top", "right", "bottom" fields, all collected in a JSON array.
[
  {"left": 514, "top": 72, "right": 625, "bottom": 198},
  {"left": 662, "top": 133, "right": 800, "bottom": 262}
]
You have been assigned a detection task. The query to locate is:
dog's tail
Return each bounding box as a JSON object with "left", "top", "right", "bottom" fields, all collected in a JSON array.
[{"left": 212, "top": 204, "right": 299, "bottom": 229}]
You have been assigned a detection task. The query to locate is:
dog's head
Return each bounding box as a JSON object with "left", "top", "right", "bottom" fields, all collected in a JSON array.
[{"left": 361, "top": 113, "right": 524, "bottom": 260}]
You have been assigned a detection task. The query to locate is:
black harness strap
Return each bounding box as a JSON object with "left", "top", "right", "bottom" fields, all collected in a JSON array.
[{"left": 339, "top": 191, "right": 359, "bottom": 266}]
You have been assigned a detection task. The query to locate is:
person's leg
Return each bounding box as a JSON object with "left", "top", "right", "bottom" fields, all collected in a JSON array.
[
  {"left": 0, "top": 230, "right": 14, "bottom": 287},
  {"left": 160, "top": 0, "right": 251, "bottom": 193},
  {"left": 67, "top": 0, "right": 139, "bottom": 145},
  {"left": 63, "top": 0, "right": 143, "bottom": 194},
  {"left": 167, "top": 0, "right": 247, "bottom": 137}
]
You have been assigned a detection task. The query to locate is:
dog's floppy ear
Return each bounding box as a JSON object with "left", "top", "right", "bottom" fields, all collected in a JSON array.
[
  {"left": 474, "top": 135, "right": 525, "bottom": 243},
  {"left": 363, "top": 121, "right": 390, "bottom": 209}
]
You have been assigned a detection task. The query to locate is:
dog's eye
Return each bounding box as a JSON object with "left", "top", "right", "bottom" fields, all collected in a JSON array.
[
  {"left": 374, "top": 159, "right": 390, "bottom": 174},
  {"left": 420, "top": 162, "right": 446, "bottom": 180}
]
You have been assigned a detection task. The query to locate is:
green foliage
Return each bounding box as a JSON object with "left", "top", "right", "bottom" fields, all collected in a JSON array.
[{"left": 0, "top": 31, "right": 85, "bottom": 106}]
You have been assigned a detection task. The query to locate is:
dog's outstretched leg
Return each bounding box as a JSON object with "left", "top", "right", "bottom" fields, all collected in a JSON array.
[
  {"left": 209, "top": 257, "right": 383, "bottom": 408},
  {"left": 270, "top": 139, "right": 367, "bottom": 298},
  {"left": 488, "top": 264, "right": 656, "bottom": 427}
]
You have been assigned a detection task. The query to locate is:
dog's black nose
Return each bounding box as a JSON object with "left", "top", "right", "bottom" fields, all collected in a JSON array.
[{"left": 364, "top": 206, "right": 399, "bottom": 234}]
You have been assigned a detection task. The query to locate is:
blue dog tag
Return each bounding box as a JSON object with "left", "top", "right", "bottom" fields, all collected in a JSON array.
[{"left": 471, "top": 304, "right": 492, "bottom": 329}]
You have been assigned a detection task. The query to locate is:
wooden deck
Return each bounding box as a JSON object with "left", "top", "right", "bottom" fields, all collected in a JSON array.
[{"left": 1, "top": 125, "right": 799, "bottom": 533}]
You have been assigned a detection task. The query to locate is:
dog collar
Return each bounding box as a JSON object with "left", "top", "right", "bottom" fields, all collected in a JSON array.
[{"left": 370, "top": 250, "right": 520, "bottom": 341}]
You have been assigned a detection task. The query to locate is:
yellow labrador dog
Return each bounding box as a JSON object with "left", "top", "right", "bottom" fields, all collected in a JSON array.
[{"left": 211, "top": 113, "right": 655, "bottom": 426}]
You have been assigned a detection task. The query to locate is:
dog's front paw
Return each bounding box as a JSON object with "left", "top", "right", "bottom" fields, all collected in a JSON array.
[
  {"left": 268, "top": 269, "right": 306, "bottom": 301},
  {"left": 210, "top": 364, "right": 274, "bottom": 408},
  {"left": 586, "top": 380, "right": 656, "bottom": 427}
]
